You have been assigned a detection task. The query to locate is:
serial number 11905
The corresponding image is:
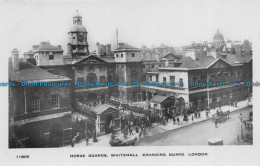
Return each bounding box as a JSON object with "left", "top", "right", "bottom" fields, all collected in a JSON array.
[{"left": 16, "top": 155, "right": 29, "bottom": 159}]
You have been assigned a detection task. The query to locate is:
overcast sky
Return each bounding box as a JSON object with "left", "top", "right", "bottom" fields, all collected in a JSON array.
[{"left": 0, "top": 0, "right": 259, "bottom": 57}]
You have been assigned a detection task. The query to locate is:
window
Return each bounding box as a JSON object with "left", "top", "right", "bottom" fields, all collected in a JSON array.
[
  {"left": 170, "top": 76, "right": 175, "bottom": 84},
  {"left": 132, "top": 53, "right": 135, "bottom": 57},
  {"left": 116, "top": 54, "right": 119, "bottom": 58},
  {"left": 78, "top": 66, "right": 83, "bottom": 73},
  {"left": 32, "top": 97, "right": 40, "bottom": 112},
  {"left": 223, "top": 72, "right": 228, "bottom": 82},
  {"left": 179, "top": 78, "right": 183, "bottom": 87},
  {"left": 100, "top": 66, "right": 105, "bottom": 71},
  {"left": 89, "top": 65, "right": 94, "bottom": 71},
  {"left": 73, "top": 37, "right": 75, "bottom": 39},
  {"left": 159, "top": 65, "right": 161, "bottom": 67},
  {"left": 163, "top": 77, "right": 166, "bottom": 82},
  {"left": 121, "top": 65, "right": 124, "bottom": 68},
  {"left": 99, "top": 76, "right": 106, "bottom": 83},
  {"left": 77, "top": 77, "right": 84, "bottom": 83},
  {"left": 193, "top": 77, "right": 196, "bottom": 83},
  {"left": 51, "top": 95, "right": 59, "bottom": 108},
  {"left": 156, "top": 75, "right": 159, "bottom": 82},
  {"left": 49, "top": 54, "right": 54, "bottom": 60},
  {"left": 152, "top": 65, "right": 154, "bottom": 68},
  {"left": 121, "top": 54, "right": 123, "bottom": 58}
]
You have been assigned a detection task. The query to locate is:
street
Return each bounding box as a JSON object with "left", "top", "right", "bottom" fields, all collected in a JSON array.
[{"left": 136, "top": 107, "right": 252, "bottom": 146}]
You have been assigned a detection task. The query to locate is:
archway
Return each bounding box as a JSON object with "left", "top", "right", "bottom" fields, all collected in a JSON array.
[
  {"left": 148, "top": 91, "right": 152, "bottom": 100},
  {"left": 142, "top": 91, "right": 146, "bottom": 101},
  {"left": 132, "top": 91, "right": 138, "bottom": 102}
]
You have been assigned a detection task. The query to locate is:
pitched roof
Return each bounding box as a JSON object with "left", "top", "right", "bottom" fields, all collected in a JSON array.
[
  {"left": 74, "top": 55, "right": 108, "bottom": 65},
  {"left": 93, "top": 104, "right": 118, "bottom": 114},
  {"left": 9, "top": 61, "right": 70, "bottom": 83},
  {"left": 161, "top": 52, "right": 182, "bottom": 61},
  {"left": 218, "top": 52, "right": 252, "bottom": 64},
  {"left": 174, "top": 57, "right": 201, "bottom": 68},
  {"left": 196, "top": 56, "right": 216, "bottom": 67},
  {"left": 150, "top": 95, "right": 168, "bottom": 103}
]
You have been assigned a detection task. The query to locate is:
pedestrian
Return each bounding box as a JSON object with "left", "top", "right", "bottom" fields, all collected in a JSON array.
[
  {"left": 239, "top": 113, "right": 244, "bottom": 123},
  {"left": 215, "top": 120, "right": 218, "bottom": 128},
  {"left": 135, "top": 126, "right": 139, "bottom": 133},
  {"left": 173, "top": 116, "right": 176, "bottom": 125},
  {"left": 177, "top": 116, "right": 180, "bottom": 125},
  {"left": 92, "top": 129, "right": 98, "bottom": 142},
  {"left": 71, "top": 137, "right": 75, "bottom": 147},
  {"left": 192, "top": 115, "right": 194, "bottom": 123},
  {"left": 85, "top": 135, "right": 89, "bottom": 146},
  {"left": 198, "top": 111, "right": 201, "bottom": 118},
  {"left": 194, "top": 112, "right": 197, "bottom": 119}
]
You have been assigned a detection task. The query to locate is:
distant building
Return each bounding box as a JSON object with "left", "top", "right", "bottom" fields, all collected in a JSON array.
[
  {"left": 213, "top": 29, "right": 226, "bottom": 48},
  {"left": 33, "top": 41, "right": 64, "bottom": 66}
]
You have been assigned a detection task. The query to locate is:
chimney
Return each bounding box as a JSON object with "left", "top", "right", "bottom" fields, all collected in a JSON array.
[
  {"left": 184, "top": 49, "right": 197, "bottom": 60},
  {"left": 165, "top": 59, "right": 169, "bottom": 67},
  {"left": 106, "top": 44, "right": 111, "bottom": 55},
  {"left": 96, "top": 42, "right": 100, "bottom": 57},
  {"left": 12, "top": 48, "right": 19, "bottom": 70},
  {"left": 234, "top": 45, "right": 242, "bottom": 57},
  {"left": 118, "top": 42, "right": 125, "bottom": 48},
  {"left": 155, "top": 54, "right": 159, "bottom": 62}
]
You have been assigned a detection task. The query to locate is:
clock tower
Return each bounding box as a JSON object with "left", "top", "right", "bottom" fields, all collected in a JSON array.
[{"left": 67, "top": 10, "right": 89, "bottom": 59}]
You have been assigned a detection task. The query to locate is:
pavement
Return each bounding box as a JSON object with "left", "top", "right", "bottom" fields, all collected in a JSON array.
[{"left": 63, "top": 98, "right": 252, "bottom": 147}]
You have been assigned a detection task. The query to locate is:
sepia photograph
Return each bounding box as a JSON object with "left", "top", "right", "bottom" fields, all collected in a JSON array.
[{"left": 0, "top": 0, "right": 259, "bottom": 165}]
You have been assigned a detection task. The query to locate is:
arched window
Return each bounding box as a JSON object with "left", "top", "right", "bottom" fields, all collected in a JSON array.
[{"left": 86, "top": 73, "right": 97, "bottom": 83}]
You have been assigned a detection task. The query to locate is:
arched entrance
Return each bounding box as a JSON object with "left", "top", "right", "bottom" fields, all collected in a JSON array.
[
  {"left": 142, "top": 91, "right": 146, "bottom": 101},
  {"left": 50, "top": 124, "right": 63, "bottom": 147},
  {"left": 148, "top": 91, "right": 153, "bottom": 100},
  {"left": 132, "top": 91, "right": 137, "bottom": 102}
]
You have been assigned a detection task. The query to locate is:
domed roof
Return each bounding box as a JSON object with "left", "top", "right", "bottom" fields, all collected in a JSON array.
[
  {"left": 73, "top": 10, "right": 82, "bottom": 18},
  {"left": 69, "top": 24, "right": 87, "bottom": 33},
  {"left": 213, "top": 29, "right": 224, "bottom": 41},
  {"left": 243, "top": 39, "right": 250, "bottom": 45}
]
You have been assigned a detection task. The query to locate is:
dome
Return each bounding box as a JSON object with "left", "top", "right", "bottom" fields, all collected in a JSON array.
[
  {"left": 73, "top": 10, "right": 82, "bottom": 18},
  {"left": 243, "top": 39, "right": 250, "bottom": 45},
  {"left": 69, "top": 24, "right": 87, "bottom": 33},
  {"left": 213, "top": 29, "right": 224, "bottom": 41}
]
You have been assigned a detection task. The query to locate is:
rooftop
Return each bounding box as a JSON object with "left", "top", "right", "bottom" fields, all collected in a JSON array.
[{"left": 9, "top": 60, "right": 70, "bottom": 83}]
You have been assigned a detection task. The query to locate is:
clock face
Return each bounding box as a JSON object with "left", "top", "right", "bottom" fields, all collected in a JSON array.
[{"left": 77, "top": 34, "right": 84, "bottom": 42}]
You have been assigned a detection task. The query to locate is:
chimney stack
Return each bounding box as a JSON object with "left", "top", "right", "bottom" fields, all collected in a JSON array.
[
  {"left": 106, "top": 44, "right": 111, "bottom": 55},
  {"left": 96, "top": 42, "right": 100, "bottom": 57},
  {"left": 12, "top": 48, "right": 19, "bottom": 70}
]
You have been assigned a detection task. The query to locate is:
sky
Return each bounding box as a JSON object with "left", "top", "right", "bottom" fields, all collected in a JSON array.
[{"left": 0, "top": 0, "right": 259, "bottom": 57}]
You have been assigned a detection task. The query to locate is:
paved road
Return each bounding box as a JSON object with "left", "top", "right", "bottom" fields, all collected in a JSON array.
[{"left": 136, "top": 107, "right": 252, "bottom": 146}]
